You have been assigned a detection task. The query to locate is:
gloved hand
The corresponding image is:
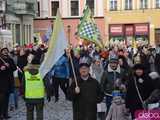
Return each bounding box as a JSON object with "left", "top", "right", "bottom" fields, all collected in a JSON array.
[
  {"left": 142, "top": 101, "right": 148, "bottom": 110},
  {"left": 47, "top": 96, "right": 51, "bottom": 102}
]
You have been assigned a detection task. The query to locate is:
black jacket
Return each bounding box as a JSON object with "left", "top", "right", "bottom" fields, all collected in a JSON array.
[
  {"left": 125, "top": 74, "right": 155, "bottom": 110},
  {"left": 0, "top": 56, "right": 17, "bottom": 93},
  {"left": 68, "top": 76, "right": 104, "bottom": 120}
]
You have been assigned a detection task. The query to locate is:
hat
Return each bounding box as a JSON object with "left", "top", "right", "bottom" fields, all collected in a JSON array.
[
  {"left": 79, "top": 56, "right": 92, "bottom": 65},
  {"left": 1, "top": 47, "right": 9, "bottom": 52},
  {"left": 109, "top": 54, "right": 118, "bottom": 63},
  {"left": 133, "top": 64, "right": 145, "bottom": 70},
  {"left": 79, "top": 63, "right": 90, "bottom": 68},
  {"left": 24, "top": 64, "right": 40, "bottom": 71},
  {"left": 93, "top": 55, "right": 100, "bottom": 61}
]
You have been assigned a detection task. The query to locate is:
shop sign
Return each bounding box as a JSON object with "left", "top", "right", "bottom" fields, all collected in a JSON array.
[
  {"left": 110, "top": 25, "right": 123, "bottom": 36},
  {"left": 125, "top": 25, "right": 134, "bottom": 36},
  {"left": 135, "top": 24, "right": 149, "bottom": 35}
]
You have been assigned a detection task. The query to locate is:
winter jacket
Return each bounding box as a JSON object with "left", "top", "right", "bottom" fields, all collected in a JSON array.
[
  {"left": 125, "top": 73, "right": 155, "bottom": 117},
  {"left": 23, "top": 64, "right": 51, "bottom": 103},
  {"left": 106, "top": 96, "right": 131, "bottom": 120},
  {"left": 51, "top": 55, "right": 70, "bottom": 79},
  {"left": 0, "top": 56, "right": 17, "bottom": 93},
  {"left": 67, "top": 76, "right": 104, "bottom": 120},
  {"left": 101, "top": 65, "right": 126, "bottom": 94}
]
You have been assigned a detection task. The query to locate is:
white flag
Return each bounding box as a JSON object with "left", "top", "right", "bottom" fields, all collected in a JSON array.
[{"left": 39, "top": 10, "right": 68, "bottom": 79}]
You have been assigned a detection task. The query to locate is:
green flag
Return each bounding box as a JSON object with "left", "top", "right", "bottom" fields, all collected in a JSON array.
[{"left": 77, "top": 6, "right": 103, "bottom": 48}]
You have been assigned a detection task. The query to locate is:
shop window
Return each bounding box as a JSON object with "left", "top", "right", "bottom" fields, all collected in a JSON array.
[
  {"left": 125, "top": 0, "right": 132, "bottom": 10},
  {"left": 155, "top": 29, "right": 160, "bottom": 45},
  {"left": 51, "top": 1, "right": 59, "bottom": 16},
  {"left": 110, "top": 0, "right": 117, "bottom": 11},
  {"left": 156, "top": 0, "right": 160, "bottom": 8},
  {"left": 86, "top": 0, "right": 94, "bottom": 15},
  {"left": 140, "top": 0, "right": 148, "bottom": 9},
  {"left": 71, "top": 0, "right": 79, "bottom": 16}
]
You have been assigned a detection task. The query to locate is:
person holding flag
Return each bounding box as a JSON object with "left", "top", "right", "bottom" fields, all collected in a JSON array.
[
  {"left": 39, "top": 10, "right": 71, "bottom": 102},
  {"left": 67, "top": 61, "right": 104, "bottom": 120},
  {"left": 50, "top": 48, "right": 70, "bottom": 102}
]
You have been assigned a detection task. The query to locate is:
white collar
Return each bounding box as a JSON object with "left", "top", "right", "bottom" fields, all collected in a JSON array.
[{"left": 107, "top": 64, "right": 121, "bottom": 73}]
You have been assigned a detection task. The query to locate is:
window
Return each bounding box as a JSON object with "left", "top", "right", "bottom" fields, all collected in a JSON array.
[
  {"left": 71, "top": 0, "right": 79, "bottom": 16},
  {"left": 51, "top": 1, "right": 59, "bottom": 16},
  {"left": 0, "top": 1, "right": 2, "bottom": 9},
  {"left": 140, "top": 0, "right": 148, "bottom": 9},
  {"left": 156, "top": 0, "right": 160, "bottom": 8},
  {"left": 86, "top": 0, "right": 94, "bottom": 15},
  {"left": 16, "top": 24, "right": 21, "bottom": 45},
  {"left": 0, "top": 1, "right": 5, "bottom": 12},
  {"left": 110, "top": 0, "right": 117, "bottom": 11},
  {"left": 125, "top": 0, "right": 132, "bottom": 10},
  {"left": 37, "top": 1, "right": 40, "bottom": 17}
]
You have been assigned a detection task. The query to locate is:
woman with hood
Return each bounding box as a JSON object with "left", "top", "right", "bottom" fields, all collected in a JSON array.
[{"left": 125, "top": 64, "right": 155, "bottom": 119}]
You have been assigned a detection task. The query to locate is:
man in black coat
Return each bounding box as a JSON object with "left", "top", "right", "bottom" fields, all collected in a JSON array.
[
  {"left": 68, "top": 63, "right": 104, "bottom": 120},
  {"left": 0, "top": 48, "right": 17, "bottom": 119}
]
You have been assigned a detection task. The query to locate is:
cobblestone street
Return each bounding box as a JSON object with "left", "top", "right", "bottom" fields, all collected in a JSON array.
[{"left": 9, "top": 92, "right": 73, "bottom": 120}]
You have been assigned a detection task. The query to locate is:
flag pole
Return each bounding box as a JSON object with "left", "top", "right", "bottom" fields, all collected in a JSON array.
[
  {"left": 67, "top": 25, "right": 78, "bottom": 87},
  {"left": 0, "top": 56, "right": 22, "bottom": 73}
]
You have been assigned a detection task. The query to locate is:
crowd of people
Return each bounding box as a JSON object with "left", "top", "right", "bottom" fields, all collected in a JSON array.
[{"left": 0, "top": 42, "right": 160, "bottom": 120}]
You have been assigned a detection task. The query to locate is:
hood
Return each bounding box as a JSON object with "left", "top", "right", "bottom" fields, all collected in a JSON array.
[{"left": 24, "top": 64, "right": 40, "bottom": 75}]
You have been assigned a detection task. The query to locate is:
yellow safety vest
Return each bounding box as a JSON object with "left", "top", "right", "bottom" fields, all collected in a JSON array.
[{"left": 25, "top": 71, "right": 45, "bottom": 99}]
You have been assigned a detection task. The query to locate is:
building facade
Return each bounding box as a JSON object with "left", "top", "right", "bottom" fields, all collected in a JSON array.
[
  {"left": 0, "top": 0, "right": 37, "bottom": 45},
  {"left": 34, "top": 0, "right": 105, "bottom": 46},
  {"left": 104, "top": 0, "right": 160, "bottom": 46}
]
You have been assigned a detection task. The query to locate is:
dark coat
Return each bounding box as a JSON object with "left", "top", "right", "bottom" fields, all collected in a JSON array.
[
  {"left": 125, "top": 74, "right": 155, "bottom": 117},
  {"left": 68, "top": 76, "right": 104, "bottom": 120},
  {"left": 145, "top": 76, "right": 160, "bottom": 104},
  {"left": 155, "top": 54, "right": 160, "bottom": 75},
  {"left": 0, "top": 56, "right": 17, "bottom": 93},
  {"left": 17, "top": 54, "right": 28, "bottom": 69},
  {"left": 100, "top": 65, "right": 127, "bottom": 94}
]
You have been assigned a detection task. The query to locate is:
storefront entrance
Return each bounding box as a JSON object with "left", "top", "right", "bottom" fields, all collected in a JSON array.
[{"left": 109, "top": 23, "right": 149, "bottom": 46}]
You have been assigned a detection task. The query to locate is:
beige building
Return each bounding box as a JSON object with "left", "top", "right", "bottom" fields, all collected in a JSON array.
[{"left": 104, "top": 0, "right": 160, "bottom": 46}]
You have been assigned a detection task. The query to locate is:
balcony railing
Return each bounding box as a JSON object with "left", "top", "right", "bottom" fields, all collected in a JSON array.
[{"left": 6, "top": 0, "right": 37, "bottom": 16}]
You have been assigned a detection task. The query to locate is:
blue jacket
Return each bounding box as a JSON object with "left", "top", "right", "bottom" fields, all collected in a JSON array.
[{"left": 51, "top": 55, "right": 70, "bottom": 79}]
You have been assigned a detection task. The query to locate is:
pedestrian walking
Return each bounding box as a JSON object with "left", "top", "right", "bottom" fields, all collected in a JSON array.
[
  {"left": 50, "top": 49, "right": 70, "bottom": 102},
  {"left": 125, "top": 64, "right": 155, "bottom": 119},
  {"left": 68, "top": 63, "right": 104, "bottom": 120},
  {"left": 100, "top": 54, "right": 127, "bottom": 113},
  {"left": 90, "top": 55, "right": 106, "bottom": 120},
  {"left": 0, "top": 47, "right": 17, "bottom": 119},
  {"left": 23, "top": 56, "right": 51, "bottom": 120}
]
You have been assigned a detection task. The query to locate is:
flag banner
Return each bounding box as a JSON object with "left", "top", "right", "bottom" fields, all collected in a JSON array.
[
  {"left": 77, "top": 6, "right": 103, "bottom": 48},
  {"left": 34, "top": 32, "right": 42, "bottom": 44},
  {"left": 39, "top": 10, "right": 68, "bottom": 79},
  {"left": 43, "top": 26, "right": 52, "bottom": 42}
]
